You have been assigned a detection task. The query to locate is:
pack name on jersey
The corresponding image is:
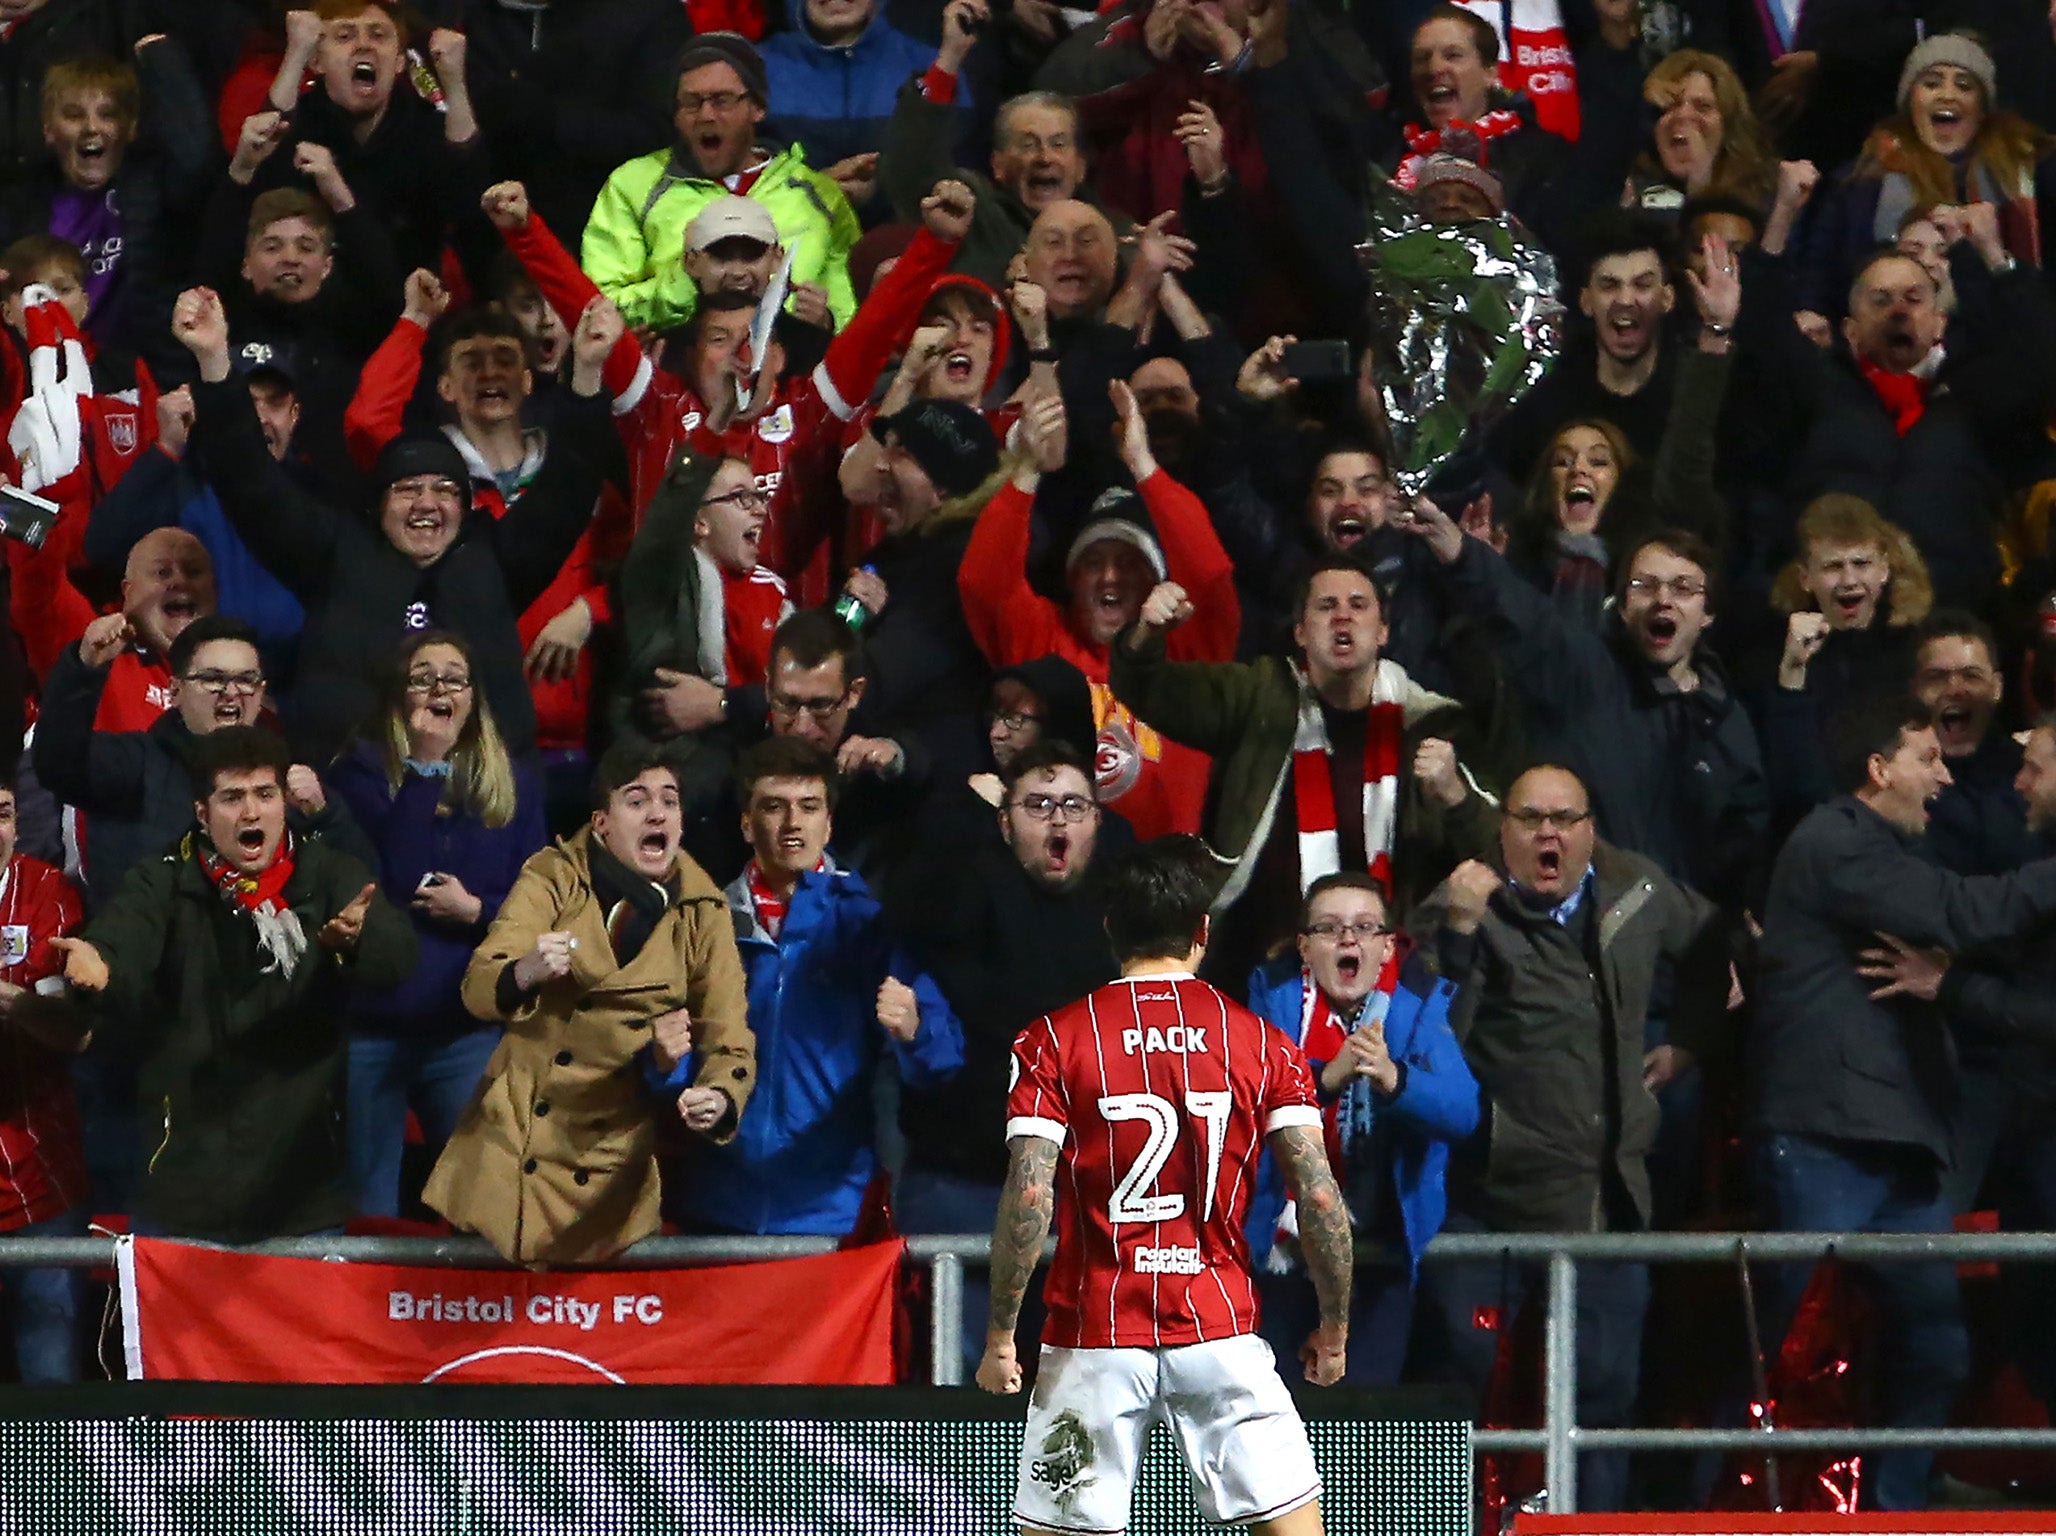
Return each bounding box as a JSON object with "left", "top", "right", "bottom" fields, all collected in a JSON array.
[
  {"left": 1131, "top": 1243, "right": 1203, "bottom": 1275},
  {"left": 1121, "top": 1025, "right": 1208, "bottom": 1055}
]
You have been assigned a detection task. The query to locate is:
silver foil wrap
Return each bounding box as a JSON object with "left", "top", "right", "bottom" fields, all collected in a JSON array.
[{"left": 1356, "top": 186, "right": 1565, "bottom": 498}]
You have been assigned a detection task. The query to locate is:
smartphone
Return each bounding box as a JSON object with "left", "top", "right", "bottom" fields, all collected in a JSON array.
[
  {"left": 416, "top": 872, "right": 447, "bottom": 892},
  {"left": 1279, "top": 339, "right": 1354, "bottom": 384},
  {"left": 0, "top": 484, "right": 58, "bottom": 551}
]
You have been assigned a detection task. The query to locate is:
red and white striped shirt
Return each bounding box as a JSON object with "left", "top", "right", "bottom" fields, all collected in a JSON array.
[
  {"left": 0, "top": 853, "right": 85, "bottom": 1231},
  {"left": 1006, "top": 972, "right": 1321, "bottom": 1349}
]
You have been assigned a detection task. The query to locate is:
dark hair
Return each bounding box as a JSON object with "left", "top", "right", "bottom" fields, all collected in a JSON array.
[
  {"left": 737, "top": 735, "right": 839, "bottom": 810},
  {"left": 591, "top": 740, "right": 680, "bottom": 811},
  {"left": 187, "top": 724, "right": 291, "bottom": 800},
  {"left": 1828, "top": 693, "right": 1932, "bottom": 795},
  {"left": 435, "top": 308, "right": 532, "bottom": 378},
  {"left": 1678, "top": 192, "right": 1765, "bottom": 244},
  {"left": 1299, "top": 871, "right": 1388, "bottom": 929},
  {"left": 1102, "top": 834, "right": 1219, "bottom": 965},
  {"left": 1303, "top": 438, "right": 1392, "bottom": 507},
  {"left": 770, "top": 607, "right": 865, "bottom": 682},
  {"left": 1572, "top": 211, "right": 1673, "bottom": 293},
  {"left": 1616, "top": 527, "right": 1720, "bottom": 613},
  {"left": 0, "top": 233, "right": 85, "bottom": 299},
  {"left": 1414, "top": 2, "right": 1499, "bottom": 66},
  {"left": 1290, "top": 553, "right": 1383, "bottom": 624},
  {"left": 687, "top": 286, "right": 761, "bottom": 335},
  {"left": 169, "top": 614, "right": 261, "bottom": 677},
  {"left": 1001, "top": 738, "right": 1095, "bottom": 796},
  {"left": 1914, "top": 608, "right": 1999, "bottom": 669}
]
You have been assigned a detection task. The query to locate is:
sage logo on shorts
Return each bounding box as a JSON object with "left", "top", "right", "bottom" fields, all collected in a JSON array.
[{"left": 1029, "top": 1408, "right": 1098, "bottom": 1515}]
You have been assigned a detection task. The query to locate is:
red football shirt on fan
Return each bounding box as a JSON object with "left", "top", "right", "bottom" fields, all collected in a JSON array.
[{"left": 1006, "top": 971, "right": 1322, "bottom": 1350}]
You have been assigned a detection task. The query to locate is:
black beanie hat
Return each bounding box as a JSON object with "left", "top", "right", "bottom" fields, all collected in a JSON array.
[
  {"left": 675, "top": 32, "right": 770, "bottom": 106},
  {"left": 370, "top": 432, "right": 470, "bottom": 502},
  {"left": 870, "top": 399, "right": 999, "bottom": 500}
]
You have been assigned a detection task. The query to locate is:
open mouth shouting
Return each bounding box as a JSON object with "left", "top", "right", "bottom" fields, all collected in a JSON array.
[
  {"left": 1327, "top": 512, "right": 1368, "bottom": 550},
  {"left": 1603, "top": 305, "right": 1652, "bottom": 357},
  {"left": 1023, "top": 166, "right": 1068, "bottom": 205},
  {"left": 1934, "top": 702, "right": 1978, "bottom": 753},
  {"left": 1559, "top": 482, "right": 1599, "bottom": 532},
  {"left": 212, "top": 694, "right": 251, "bottom": 728},
  {"left": 1421, "top": 81, "right": 1459, "bottom": 121},
  {"left": 1043, "top": 826, "right": 1072, "bottom": 876},
  {"left": 1830, "top": 587, "right": 1869, "bottom": 625},
  {"left": 1534, "top": 844, "right": 1564, "bottom": 884},
  {"left": 941, "top": 349, "right": 976, "bottom": 386}
]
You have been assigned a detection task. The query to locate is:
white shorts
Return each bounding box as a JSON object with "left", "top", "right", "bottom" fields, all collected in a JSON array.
[{"left": 1013, "top": 1333, "right": 1321, "bottom": 1533}]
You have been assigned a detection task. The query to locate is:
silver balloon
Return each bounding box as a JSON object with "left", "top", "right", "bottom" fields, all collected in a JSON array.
[{"left": 1356, "top": 182, "right": 1564, "bottom": 498}]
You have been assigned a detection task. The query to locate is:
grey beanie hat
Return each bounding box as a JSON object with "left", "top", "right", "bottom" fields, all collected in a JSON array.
[{"left": 1896, "top": 33, "right": 1997, "bottom": 113}]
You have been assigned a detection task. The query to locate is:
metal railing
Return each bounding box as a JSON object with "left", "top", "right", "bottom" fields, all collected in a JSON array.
[{"left": 9, "top": 1226, "right": 2056, "bottom": 1513}]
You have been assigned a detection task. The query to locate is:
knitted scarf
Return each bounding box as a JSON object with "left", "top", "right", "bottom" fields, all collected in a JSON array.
[
  {"left": 1394, "top": 111, "right": 1525, "bottom": 192},
  {"left": 192, "top": 829, "right": 306, "bottom": 979},
  {"left": 1290, "top": 671, "right": 1405, "bottom": 894},
  {"left": 1270, "top": 955, "right": 1404, "bottom": 1273},
  {"left": 746, "top": 857, "right": 825, "bottom": 941}
]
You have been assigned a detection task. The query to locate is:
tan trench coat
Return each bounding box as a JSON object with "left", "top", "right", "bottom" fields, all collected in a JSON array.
[{"left": 423, "top": 830, "right": 755, "bottom": 1265}]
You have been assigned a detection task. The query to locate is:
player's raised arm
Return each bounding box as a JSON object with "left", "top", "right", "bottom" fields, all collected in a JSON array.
[
  {"left": 977, "top": 1133, "right": 1061, "bottom": 1395},
  {"left": 1270, "top": 1121, "right": 1353, "bottom": 1386}
]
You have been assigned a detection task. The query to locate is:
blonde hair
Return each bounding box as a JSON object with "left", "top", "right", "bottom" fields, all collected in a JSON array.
[
  {"left": 1640, "top": 51, "right": 1776, "bottom": 205},
  {"left": 41, "top": 55, "right": 138, "bottom": 127},
  {"left": 378, "top": 631, "right": 520, "bottom": 829},
  {"left": 1770, "top": 494, "right": 1933, "bottom": 626}
]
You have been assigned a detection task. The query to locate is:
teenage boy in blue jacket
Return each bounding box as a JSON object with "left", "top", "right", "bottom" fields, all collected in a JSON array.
[
  {"left": 666, "top": 736, "right": 962, "bottom": 1235},
  {"left": 1244, "top": 870, "right": 1479, "bottom": 1385}
]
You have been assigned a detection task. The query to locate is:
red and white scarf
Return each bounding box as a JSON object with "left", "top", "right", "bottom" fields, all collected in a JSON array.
[
  {"left": 190, "top": 829, "right": 306, "bottom": 978},
  {"left": 1393, "top": 110, "right": 1525, "bottom": 192},
  {"left": 1290, "top": 669, "right": 1405, "bottom": 895},
  {"left": 1271, "top": 955, "right": 1404, "bottom": 1271}
]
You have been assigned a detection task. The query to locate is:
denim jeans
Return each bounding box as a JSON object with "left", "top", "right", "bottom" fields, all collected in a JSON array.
[
  {"left": 347, "top": 1028, "right": 501, "bottom": 1218},
  {"left": 1418, "top": 1212, "right": 1651, "bottom": 1512},
  {"left": 1256, "top": 1263, "right": 1415, "bottom": 1387},
  {"left": 1759, "top": 1132, "right": 1969, "bottom": 1512},
  {"left": 2, "top": 1205, "right": 83, "bottom": 1383}
]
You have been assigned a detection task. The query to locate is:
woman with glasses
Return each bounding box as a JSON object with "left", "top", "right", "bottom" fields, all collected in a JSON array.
[
  {"left": 327, "top": 631, "right": 548, "bottom": 1218},
  {"left": 1242, "top": 871, "right": 1478, "bottom": 1386}
]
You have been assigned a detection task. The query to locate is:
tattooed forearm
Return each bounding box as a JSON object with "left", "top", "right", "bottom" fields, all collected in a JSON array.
[
  {"left": 987, "top": 1135, "right": 1059, "bottom": 1338},
  {"left": 1272, "top": 1123, "right": 1354, "bottom": 1330}
]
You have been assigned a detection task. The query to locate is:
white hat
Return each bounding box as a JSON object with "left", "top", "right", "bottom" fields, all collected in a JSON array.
[
  {"left": 1065, "top": 515, "right": 1167, "bottom": 580},
  {"left": 685, "top": 195, "right": 779, "bottom": 252}
]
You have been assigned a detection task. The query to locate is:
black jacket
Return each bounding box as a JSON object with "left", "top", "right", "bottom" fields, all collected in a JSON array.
[
  {"left": 421, "top": 0, "right": 694, "bottom": 241},
  {"left": 188, "top": 374, "right": 610, "bottom": 766},
  {"left": 1781, "top": 253, "right": 2056, "bottom": 610},
  {"left": 32, "top": 646, "right": 377, "bottom": 910},
  {"left": 84, "top": 833, "right": 417, "bottom": 1240},
  {"left": 1419, "top": 838, "right": 1728, "bottom": 1232},
  {"left": 1753, "top": 795, "right": 2056, "bottom": 1162},
  {"left": 1442, "top": 538, "right": 1769, "bottom": 910},
  {"left": 894, "top": 834, "right": 1120, "bottom": 1185}
]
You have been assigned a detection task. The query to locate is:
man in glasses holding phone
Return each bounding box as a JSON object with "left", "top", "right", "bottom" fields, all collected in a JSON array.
[{"left": 1414, "top": 763, "right": 1728, "bottom": 1511}]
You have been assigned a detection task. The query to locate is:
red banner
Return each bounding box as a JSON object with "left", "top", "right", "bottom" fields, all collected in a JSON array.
[{"left": 116, "top": 1236, "right": 902, "bottom": 1386}]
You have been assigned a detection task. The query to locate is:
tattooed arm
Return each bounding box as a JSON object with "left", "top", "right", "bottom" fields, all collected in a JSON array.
[
  {"left": 1270, "top": 1121, "right": 1353, "bottom": 1385},
  {"left": 976, "top": 1133, "right": 1061, "bottom": 1394}
]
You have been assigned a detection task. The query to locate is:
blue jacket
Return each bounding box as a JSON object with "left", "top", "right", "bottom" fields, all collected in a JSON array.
[
  {"left": 762, "top": 0, "right": 957, "bottom": 173},
  {"left": 1242, "top": 952, "right": 1479, "bottom": 1276},
  {"left": 327, "top": 743, "right": 547, "bottom": 1035},
  {"left": 671, "top": 863, "right": 963, "bottom": 1236}
]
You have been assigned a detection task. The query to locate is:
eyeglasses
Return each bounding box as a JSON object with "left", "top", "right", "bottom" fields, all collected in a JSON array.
[
  {"left": 987, "top": 710, "right": 1043, "bottom": 732},
  {"left": 1302, "top": 919, "right": 1393, "bottom": 942},
  {"left": 1012, "top": 793, "right": 1097, "bottom": 823},
  {"left": 768, "top": 688, "right": 851, "bottom": 722},
  {"left": 406, "top": 672, "right": 474, "bottom": 695},
  {"left": 1625, "top": 576, "right": 1706, "bottom": 600},
  {"left": 702, "top": 487, "right": 768, "bottom": 512},
  {"left": 678, "top": 89, "right": 750, "bottom": 114},
  {"left": 184, "top": 669, "right": 264, "bottom": 695},
  {"left": 1506, "top": 808, "right": 1592, "bottom": 831},
  {"left": 390, "top": 476, "right": 463, "bottom": 501}
]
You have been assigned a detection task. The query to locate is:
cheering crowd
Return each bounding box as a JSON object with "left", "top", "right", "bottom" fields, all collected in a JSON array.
[{"left": 0, "top": 0, "right": 2053, "bottom": 1511}]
